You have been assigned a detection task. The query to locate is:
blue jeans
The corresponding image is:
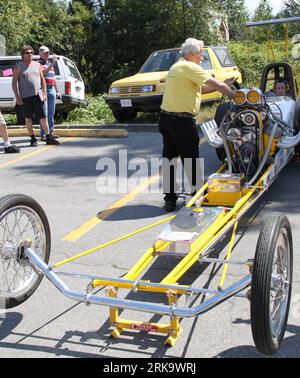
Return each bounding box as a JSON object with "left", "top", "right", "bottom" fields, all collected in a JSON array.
[{"left": 40, "top": 86, "right": 56, "bottom": 137}]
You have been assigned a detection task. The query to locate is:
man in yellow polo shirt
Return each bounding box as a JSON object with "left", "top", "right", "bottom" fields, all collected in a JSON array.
[{"left": 159, "top": 38, "right": 236, "bottom": 211}]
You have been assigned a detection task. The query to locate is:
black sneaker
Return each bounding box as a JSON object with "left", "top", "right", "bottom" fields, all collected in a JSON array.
[
  {"left": 46, "top": 136, "right": 60, "bottom": 145},
  {"left": 30, "top": 138, "right": 38, "bottom": 147},
  {"left": 4, "top": 145, "right": 20, "bottom": 154},
  {"left": 164, "top": 200, "right": 176, "bottom": 212}
]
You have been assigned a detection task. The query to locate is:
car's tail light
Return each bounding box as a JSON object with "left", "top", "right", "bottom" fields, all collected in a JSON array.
[{"left": 65, "top": 81, "right": 71, "bottom": 95}]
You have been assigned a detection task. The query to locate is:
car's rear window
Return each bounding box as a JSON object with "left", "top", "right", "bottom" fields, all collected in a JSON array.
[
  {"left": 63, "top": 58, "right": 81, "bottom": 80},
  {"left": 48, "top": 58, "right": 60, "bottom": 75},
  {"left": 0, "top": 58, "right": 60, "bottom": 76},
  {"left": 212, "top": 47, "right": 235, "bottom": 67}
]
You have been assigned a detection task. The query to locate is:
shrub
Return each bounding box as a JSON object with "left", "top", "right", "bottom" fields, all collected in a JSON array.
[
  {"left": 60, "top": 94, "right": 115, "bottom": 124},
  {"left": 228, "top": 41, "right": 299, "bottom": 87}
]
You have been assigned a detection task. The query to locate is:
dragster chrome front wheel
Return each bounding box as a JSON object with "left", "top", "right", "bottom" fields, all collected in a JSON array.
[
  {"left": 0, "top": 195, "right": 51, "bottom": 309},
  {"left": 251, "top": 213, "right": 293, "bottom": 355}
]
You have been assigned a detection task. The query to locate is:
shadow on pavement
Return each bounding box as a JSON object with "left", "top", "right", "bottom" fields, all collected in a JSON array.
[
  {"left": 0, "top": 312, "right": 23, "bottom": 340},
  {"left": 214, "top": 324, "right": 300, "bottom": 358}
]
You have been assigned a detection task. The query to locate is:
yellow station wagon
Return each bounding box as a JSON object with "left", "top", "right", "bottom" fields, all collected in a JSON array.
[{"left": 105, "top": 46, "right": 243, "bottom": 122}]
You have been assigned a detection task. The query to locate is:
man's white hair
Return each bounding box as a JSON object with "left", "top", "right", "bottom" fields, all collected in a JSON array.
[{"left": 180, "top": 38, "right": 204, "bottom": 56}]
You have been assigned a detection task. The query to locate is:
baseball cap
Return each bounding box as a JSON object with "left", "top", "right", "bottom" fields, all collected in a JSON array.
[{"left": 39, "top": 46, "right": 50, "bottom": 53}]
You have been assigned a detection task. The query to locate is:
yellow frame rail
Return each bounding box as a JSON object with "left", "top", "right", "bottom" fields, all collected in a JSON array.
[{"left": 88, "top": 164, "right": 273, "bottom": 346}]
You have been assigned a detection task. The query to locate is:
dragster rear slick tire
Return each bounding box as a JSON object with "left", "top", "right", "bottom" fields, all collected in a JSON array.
[
  {"left": 251, "top": 213, "right": 293, "bottom": 355},
  {"left": 0, "top": 194, "right": 51, "bottom": 309}
]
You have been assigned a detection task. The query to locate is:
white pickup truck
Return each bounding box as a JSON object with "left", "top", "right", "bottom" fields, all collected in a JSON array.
[{"left": 0, "top": 55, "right": 86, "bottom": 123}]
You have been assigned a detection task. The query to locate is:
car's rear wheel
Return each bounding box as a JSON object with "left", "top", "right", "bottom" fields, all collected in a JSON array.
[{"left": 61, "top": 112, "right": 69, "bottom": 121}]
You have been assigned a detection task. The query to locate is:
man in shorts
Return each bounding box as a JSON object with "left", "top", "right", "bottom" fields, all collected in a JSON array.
[
  {"left": 0, "top": 110, "right": 20, "bottom": 153},
  {"left": 12, "top": 45, "right": 59, "bottom": 147}
]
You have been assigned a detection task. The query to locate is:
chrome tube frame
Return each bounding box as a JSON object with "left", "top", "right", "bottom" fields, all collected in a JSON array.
[
  {"left": 277, "top": 133, "right": 300, "bottom": 149},
  {"left": 25, "top": 248, "right": 251, "bottom": 318}
]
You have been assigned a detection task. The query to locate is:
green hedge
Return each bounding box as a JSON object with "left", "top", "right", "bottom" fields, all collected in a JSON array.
[
  {"left": 62, "top": 94, "right": 114, "bottom": 124},
  {"left": 228, "top": 41, "right": 300, "bottom": 87}
]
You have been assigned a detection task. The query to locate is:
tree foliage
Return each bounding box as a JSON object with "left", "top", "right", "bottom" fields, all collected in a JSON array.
[
  {"left": 216, "top": 0, "right": 249, "bottom": 41},
  {"left": 279, "top": 0, "right": 300, "bottom": 35},
  {"left": 0, "top": 0, "right": 298, "bottom": 95}
]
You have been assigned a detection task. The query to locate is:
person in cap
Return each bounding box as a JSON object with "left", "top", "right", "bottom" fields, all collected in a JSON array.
[
  {"left": 12, "top": 45, "right": 60, "bottom": 147},
  {"left": 159, "top": 38, "right": 236, "bottom": 212},
  {"left": 0, "top": 110, "right": 20, "bottom": 153},
  {"left": 38, "top": 46, "right": 61, "bottom": 141}
]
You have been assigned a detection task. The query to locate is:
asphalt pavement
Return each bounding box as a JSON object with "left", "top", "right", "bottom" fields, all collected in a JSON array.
[{"left": 0, "top": 131, "right": 300, "bottom": 358}]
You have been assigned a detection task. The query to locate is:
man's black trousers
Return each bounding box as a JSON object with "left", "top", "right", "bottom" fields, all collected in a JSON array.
[{"left": 159, "top": 112, "right": 202, "bottom": 202}]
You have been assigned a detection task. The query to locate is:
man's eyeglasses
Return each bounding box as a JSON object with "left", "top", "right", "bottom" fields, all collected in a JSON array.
[{"left": 25, "top": 52, "right": 33, "bottom": 55}]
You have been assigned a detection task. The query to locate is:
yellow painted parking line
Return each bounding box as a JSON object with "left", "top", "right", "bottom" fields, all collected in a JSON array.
[
  {"left": 64, "top": 139, "right": 207, "bottom": 242},
  {"left": 63, "top": 174, "right": 161, "bottom": 242},
  {"left": 0, "top": 138, "right": 76, "bottom": 169},
  {"left": 0, "top": 146, "right": 54, "bottom": 169}
]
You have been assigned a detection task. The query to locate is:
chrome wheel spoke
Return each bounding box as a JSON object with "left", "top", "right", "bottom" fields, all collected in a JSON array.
[{"left": 0, "top": 206, "right": 46, "bottom": 298}]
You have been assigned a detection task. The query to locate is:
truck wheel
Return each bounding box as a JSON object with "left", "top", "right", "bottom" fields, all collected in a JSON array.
[
  {"left": 0, "top": 195, "right": 51, "bottom": 309},
  {"left": 251, "top": 213, "right": 293, "bottom": 355},
  {"left": 61, "top": 112, "right": 69, "bottom": 121}
]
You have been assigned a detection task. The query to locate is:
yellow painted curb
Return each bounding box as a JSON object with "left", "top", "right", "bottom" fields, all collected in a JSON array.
[{"left": 8, "top": 128, "right": 128, "bottom": 138}]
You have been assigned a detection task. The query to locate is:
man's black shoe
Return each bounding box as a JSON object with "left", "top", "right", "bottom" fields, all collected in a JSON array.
[
  {"left": 46, "top": 136, "right": 60, "bottom": 145},
  {"left": 30, "top": 138, "right": 38, "bottom": 147},
  {"left": 4, "top": 145, "right": 20, "bottom": 154},
  {"left": 164, "top": 200, "right": 176, "bottom": 212}
]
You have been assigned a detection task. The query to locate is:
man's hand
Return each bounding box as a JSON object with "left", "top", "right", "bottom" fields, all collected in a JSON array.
[
  {"left": 224, "top": 77, "right": 238, "bottom": 87},
  {"left": 16, "top": 96, "right": 23, "bottom": 106}
]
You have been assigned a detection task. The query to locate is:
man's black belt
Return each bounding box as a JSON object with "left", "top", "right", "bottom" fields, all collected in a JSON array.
[{"left": 161, "top": 110, "right": 195, "bottom": 119}]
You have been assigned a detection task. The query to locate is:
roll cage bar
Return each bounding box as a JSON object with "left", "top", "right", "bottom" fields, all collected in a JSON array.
[{"left": 260, "top": 62, "right": 299, "bottom": 100}]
